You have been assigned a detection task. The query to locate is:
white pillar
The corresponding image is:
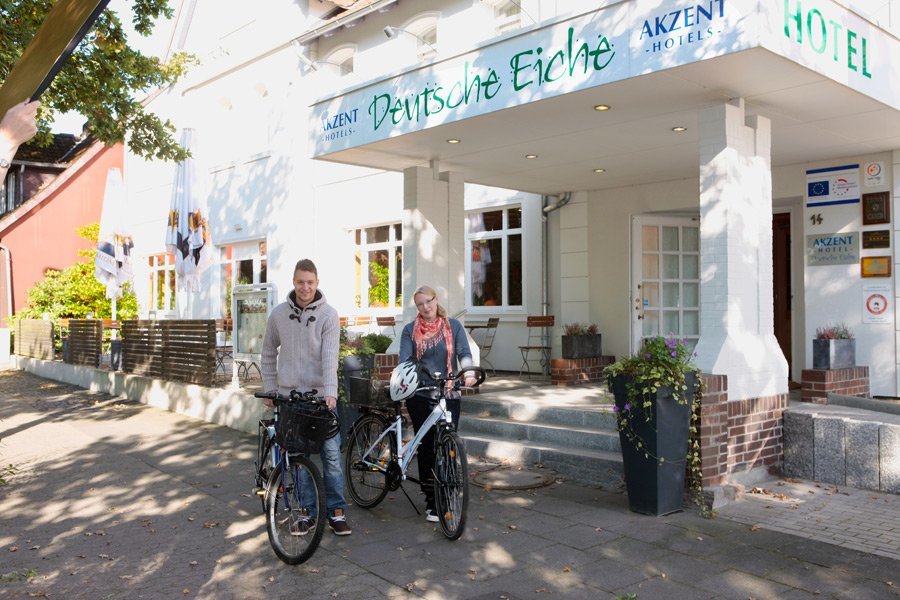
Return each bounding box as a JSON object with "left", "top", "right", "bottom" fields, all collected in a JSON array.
[
  {"left": 694, "top": 99, "right": 788, "bottom": 400},
  {"left": 401, "top": 162, "right": 466, "bottom": 323}
]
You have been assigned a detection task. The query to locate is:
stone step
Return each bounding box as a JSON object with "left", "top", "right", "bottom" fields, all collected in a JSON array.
[
  {"left": 461, "top": 395, "right": 618, "bottom": 430},
  {"left": 461, "top": 433, "right": 624, "bottom": 488},
  {"left": 460, "top": 414, "right": 620, "bottom": 453}
]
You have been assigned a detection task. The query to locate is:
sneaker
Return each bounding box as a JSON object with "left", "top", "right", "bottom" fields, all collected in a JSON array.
[
  {"left": 424, "top": 508, "right": 439, "bottom": 523},
  {"left": 328, "top": 508, "right": 352, "bottom": 536},
  {"left": 291, "top": 512, "right": 314, "bottom": 537}
]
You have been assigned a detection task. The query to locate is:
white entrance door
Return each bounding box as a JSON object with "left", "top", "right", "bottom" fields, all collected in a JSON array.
[{"left": 631, "top": 217, "right": 700, "bottom": 354}]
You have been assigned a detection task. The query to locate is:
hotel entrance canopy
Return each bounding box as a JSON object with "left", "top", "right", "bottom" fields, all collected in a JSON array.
[{"left": 309, "top": 0, "right": 900, "bottom": 195}]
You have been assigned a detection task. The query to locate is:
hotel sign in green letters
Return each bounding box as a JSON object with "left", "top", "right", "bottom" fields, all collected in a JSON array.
[{"left": 311, "top": 0, "right": 898, "bottom": 157}]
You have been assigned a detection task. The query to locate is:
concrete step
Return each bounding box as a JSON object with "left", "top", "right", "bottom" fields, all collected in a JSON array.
[
  {"left": 461, "top": 433, "right": 624, "bottom": 488},
  {"left": 461, "top": 414, "right": 620, "bottom": 453},
  {"left": 461, "top": 395, "right": 618, "bottom": 430}
]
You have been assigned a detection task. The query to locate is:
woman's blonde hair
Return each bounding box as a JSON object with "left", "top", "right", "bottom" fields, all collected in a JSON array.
[{"left": 413, "top": 285, "right": 447, "bottom": 318}]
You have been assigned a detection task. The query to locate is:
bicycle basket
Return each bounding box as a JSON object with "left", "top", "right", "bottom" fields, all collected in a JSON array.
[
  {"left": 348, "top": 376, "right": 392, "bottom": 407},
  {"left": 277, "top": 402, "right": 337, "bottom": 454}
]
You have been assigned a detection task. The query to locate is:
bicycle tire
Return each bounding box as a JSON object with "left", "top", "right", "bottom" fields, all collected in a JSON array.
[
  {"left": 265, "top": 455, "right": 326, "bottom": 565},
  {"left": 434, "top": 429, "right": 468, "bottom": 540},
  {"left": 256, "top": 421, "right": 275, "bottom": 513},
  {"left": 344, "top": 413, "right": 391, "bottom": 508}
]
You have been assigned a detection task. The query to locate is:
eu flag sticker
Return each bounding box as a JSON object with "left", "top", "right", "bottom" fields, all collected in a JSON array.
[{"left": 808, "top": 181, "right": 829, "bottom": 197}]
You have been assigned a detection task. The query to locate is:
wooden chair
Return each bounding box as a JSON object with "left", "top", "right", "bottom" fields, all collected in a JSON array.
[
  {"left": 376, "top": 316, "right": 397, "bottom": 338},
  {"left": 477, "top": 317, "right": 500, "bottom": 375},
  {"left": 518, "top": 315, "right": 554, "bottom": 376}
]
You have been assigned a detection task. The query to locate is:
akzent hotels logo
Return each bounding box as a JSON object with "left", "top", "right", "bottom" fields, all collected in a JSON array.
[{"left": 638, "top": 0, "right": 726, "bottom": 55}]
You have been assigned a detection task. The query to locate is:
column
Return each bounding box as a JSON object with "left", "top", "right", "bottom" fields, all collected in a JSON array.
[{"left": 694, "top": 98, "right": 788, "bottom": 400}]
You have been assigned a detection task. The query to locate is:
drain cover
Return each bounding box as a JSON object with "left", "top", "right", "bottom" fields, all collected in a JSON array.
[{"left": 471, "top": 468, "right": 556, "bottom": 490}]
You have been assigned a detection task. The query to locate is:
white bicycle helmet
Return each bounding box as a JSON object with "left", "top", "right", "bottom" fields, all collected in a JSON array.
[{"left": 390, "top": 360, "right": 419, "bottom": 401}]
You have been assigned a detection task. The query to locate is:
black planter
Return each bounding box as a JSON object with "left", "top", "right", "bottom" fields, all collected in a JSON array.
[
  {"left": 812, "top": 339, "right": 855, "bottom": 369},
  {"left": 609, "top": 371, "right": 697, "bottom": 516},
  {"left": 339, "top": 353, "right": 374, "bottom": 438},
  {"left": 561, "top": 334, "right": 602, "bottom": 359}
]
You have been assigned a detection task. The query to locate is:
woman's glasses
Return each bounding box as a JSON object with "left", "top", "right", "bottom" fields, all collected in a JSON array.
[{"left": 415, "top": 296, "right": 436, "bottom": 309}]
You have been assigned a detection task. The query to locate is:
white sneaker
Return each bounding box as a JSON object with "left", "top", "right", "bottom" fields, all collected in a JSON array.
[{"left": 424, "top": 509, "right": 439, "bottom": 523}]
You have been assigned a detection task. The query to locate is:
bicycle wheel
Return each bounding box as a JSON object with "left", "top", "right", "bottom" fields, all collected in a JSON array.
[
  {"left": 344, "top": 413, "right": 391, "bottom": 508},
  {"left": 255, "top": 420, "right": 275, "bottom": 513},
  {"left": 265, "top": 455, "right": 326, "bottom": 565},
  {"left": 434, "top": 429, "right": 468, "bottom": 540}
]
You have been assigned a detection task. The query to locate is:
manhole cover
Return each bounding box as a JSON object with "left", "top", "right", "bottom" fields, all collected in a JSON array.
[{"left": 471, "top": 468, "right": 556, "bottom": 490}]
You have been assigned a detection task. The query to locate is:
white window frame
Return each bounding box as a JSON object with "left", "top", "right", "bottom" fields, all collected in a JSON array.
[
  {"left": 465, "top": 205, "right": 523, "bottom": 312},
  {"left": 351, "top": 223, "right": 402, "bottom": 311},
  {"left": 218, "top": 239, "right": 267, "bottom": 317},
  {"left": 148, "top": 253, "right": 176, "bottom": 316}
]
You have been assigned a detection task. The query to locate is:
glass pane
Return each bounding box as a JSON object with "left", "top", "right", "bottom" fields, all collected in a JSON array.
[
  {"left": 366, "top": 225, "right": 390, "bottom": 244},
  {"left": 642, "top": 282, "right": 659, "bottom": 308},
  {"left": 354, "top": 229, "right": 361, "bottom": 245},
  {"left": 662, "top": 311, "right": 680, "bottom": 335},
  {"left": 156, "top": 270, "right": 164, "bottom": 310},
  {"left": 507, "top": 207, "right": 522, "bottom": 229},
  {"left": 642, "top": 226, "right": 658, "bottom": 251},
  {"left": 642, "top": 311, "right": 659, "bottom": 336},
  {"left": 642, "top": 254, "right": 659, "bottom": 279},
  {"left": 468, "top": 210, "right": 503, "bottom": 234},
  {"left": 683, "top": 226, "right": 699, "bottom": 251},
  {"left": 260, "top": 259, "right": 267, "bottom": 284},
  {"left": 167, "top": 270, "right": 176, "bottom": 310},
  {"left": 354, "top": 251, "right": 362, "bottom": 308},
  {"left": 471, "top": 238, "right": 502, "bottom": 306},
  {"left": 663, "top": 255, "right": 679, "bottom": 279},
  {"left": 238, "top": 259, "right": 253, "bottom": 285},
  {"left": 393, "top": 223, "right": 402, "bottom": 241},
  {"left": 683, "top": 283, "right": 699, "bottom": 308},
  {"left": 367, "top": 250, "right": 389, "bottom": 307},
  {"left": 508, "top": 234, "right": 522, "bottom": 305},
  {"left": 662, "top": 226, "right": 679, "bottom": 251},
  {"left": 683, "top": 311, "right": 699, "bottom": 335},
  {"left": 682, "top": 255, "right": 699, "bottom": 279},
  {"left": 394, "top": 248, "right": 403, "bottom": 307},
  {"left": 663, "top": 283, "right": 680, "bottom": 308}
]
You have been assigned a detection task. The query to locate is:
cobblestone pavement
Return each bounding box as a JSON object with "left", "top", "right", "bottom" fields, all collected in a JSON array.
[{"left": 0, "top": 370, "right": 897, "bottom": 600}]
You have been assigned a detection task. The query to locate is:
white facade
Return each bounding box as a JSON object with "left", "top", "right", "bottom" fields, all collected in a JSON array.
[{"left": 121, "top": 0, "right": 900, "bottom": 397}]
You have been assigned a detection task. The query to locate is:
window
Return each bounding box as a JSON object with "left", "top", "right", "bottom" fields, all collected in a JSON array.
[
  {"left": 1, "top": 171, "right": 18, "bottom": 216},
  {"left": 220, "top": 240, "right": 267, "bottom": 317},
  {"left": 486, "top": 0, "right": 523, "bottom": 34},
  {"left": 148, "top": 253, "right": 176, "bottom": 313},
  {"left": 467, "top": 207, "right": 522, "bottom": 308},
  {"left": 325, "top": 46, "right": 355, "bottom": 76},
  {"left": 406, "top": 15, "right": 438, "bottom": 62},
  {"left": 352, "top": 224, "right": 402, "bottom": 309}
]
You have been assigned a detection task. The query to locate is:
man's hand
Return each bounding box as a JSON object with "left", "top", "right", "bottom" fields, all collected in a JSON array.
[
  {"left": 324, "top": 395, "right": 337, "bottom": 411},
  {"left": 0, "top": 100, "right": 40, "bottom": 150},
  {"left": 262, "top": 390, "right": 277, "bottom": 408}
]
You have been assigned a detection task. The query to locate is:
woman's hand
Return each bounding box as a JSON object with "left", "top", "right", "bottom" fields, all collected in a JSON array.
[{"left": 463, "top": 375, "right": 478, "bottom": 388}]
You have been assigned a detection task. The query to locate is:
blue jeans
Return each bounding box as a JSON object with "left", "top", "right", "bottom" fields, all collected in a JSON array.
[{"left": 300, "top": 432, "right": 346, "bottom": 519}]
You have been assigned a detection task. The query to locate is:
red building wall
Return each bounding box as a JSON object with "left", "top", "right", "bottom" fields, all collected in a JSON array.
[{"left": 0, "top": 143, "right": 123, "bottom": 326}]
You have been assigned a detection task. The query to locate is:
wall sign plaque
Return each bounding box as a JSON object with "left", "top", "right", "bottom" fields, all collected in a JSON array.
[
  {"left": 862, "top": 230, "right": 890, "bottom": 249},
  {"left": 862, "top": 192, "right": 890, "bottom": 225},
  {"left": 861, "top": 256, "right": 891, "bottom": 278}
]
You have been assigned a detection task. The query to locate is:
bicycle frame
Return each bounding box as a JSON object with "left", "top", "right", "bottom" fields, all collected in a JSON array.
[{"left": 358, "top": 395, "right": 452, "bottom": 482}]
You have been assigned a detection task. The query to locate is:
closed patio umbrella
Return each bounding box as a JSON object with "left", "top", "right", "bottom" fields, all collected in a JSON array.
[
  {"left": 165, "top": 128, "right": 212, "bottom": 294},
  {"left": 94, "top": 167, "right": 133, "bottom": 317}
]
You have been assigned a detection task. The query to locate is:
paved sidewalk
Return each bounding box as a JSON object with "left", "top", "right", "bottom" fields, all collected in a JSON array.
[{"left": 0, "top": 370, "right": 897, "bottom": 599}]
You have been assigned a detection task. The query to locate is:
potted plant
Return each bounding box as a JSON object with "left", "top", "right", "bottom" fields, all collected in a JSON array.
[
  {"left": 813, "top": 323, "right": 855, "bottom": 370},
  {"left": 604, "top": 336, "right": 699, "bottom": 516},
  {"left": 337, "top": 330, "right": 394, "bottom": 437},
  {"left": 561, "top": 323, "right": 602, "bottom": 359}
]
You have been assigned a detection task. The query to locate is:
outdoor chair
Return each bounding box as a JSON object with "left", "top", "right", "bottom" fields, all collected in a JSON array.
[
  {"left": 476, "top": 317, "right": 500, "bottom": 375},
  {"left": 376, "top": 316, "right": 397, "bottom": 338},
  {"left": 519, "top": 315, "right": 554, "bottom": 376}
]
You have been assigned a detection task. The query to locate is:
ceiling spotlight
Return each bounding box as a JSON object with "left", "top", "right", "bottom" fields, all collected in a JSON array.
[
  {"left": 593, "top": 104, "right": 611, "bottom": 111},
  {"left": 446, "top": 138, "right": 460, "bottom": 144},
  {"left": 672, "top": 126, "right": 687, "bottom": 132},
  {"left": 593, "top": 168, "right": 606, "bottom": 173},
  {"left": 525, "top": 154, "right": 538, "bottom": 159},
  {"left": 383, "top": 25, "right": 397, "bottom": 39}
]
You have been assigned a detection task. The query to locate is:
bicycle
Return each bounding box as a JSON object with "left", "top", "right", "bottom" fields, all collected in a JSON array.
[
  {"left": 253, "top": 389, "right": 336, "bottom": 564},
  {"left": 343, "top": 366, "right": 486, "bottom": 540}
]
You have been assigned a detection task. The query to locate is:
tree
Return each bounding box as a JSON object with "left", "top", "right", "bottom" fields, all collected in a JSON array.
[
  {"left": 15, "top": 223, "right": 139, "bottom": 321},
  {"left": 0, "top": 0, "right": 195, "bottom": 161}
]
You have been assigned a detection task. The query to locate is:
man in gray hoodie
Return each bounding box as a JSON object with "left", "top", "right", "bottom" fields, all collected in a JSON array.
[{"left": 261, "top": 259, "right": 351, "bottom": 535}]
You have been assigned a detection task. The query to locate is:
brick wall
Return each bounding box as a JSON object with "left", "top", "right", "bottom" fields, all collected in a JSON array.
[
  {"left": 697, "top": 373, "right": 789, "bottom": 488},
  {"left": 550, "top": 356, "right": 614, "bottom": 386},
  {"left": 800, "top": 367, "right": 869, "bottom": 403}
]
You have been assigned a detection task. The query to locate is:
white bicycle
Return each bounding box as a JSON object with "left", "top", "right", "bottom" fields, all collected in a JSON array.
[{"left": 343, "top": 366, "right": 486, "bottom": 540}]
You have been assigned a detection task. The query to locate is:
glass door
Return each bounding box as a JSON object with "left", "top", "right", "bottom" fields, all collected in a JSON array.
[{"left": 631, "top": 217, "right": 700, "bottom": 353}]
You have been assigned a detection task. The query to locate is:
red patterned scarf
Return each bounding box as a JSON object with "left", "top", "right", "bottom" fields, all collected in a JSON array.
[{"left": 413, "top": 315, "right": 453, "bottom": 385}]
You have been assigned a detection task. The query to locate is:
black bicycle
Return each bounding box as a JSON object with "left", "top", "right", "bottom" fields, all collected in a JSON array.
[
  {"left": 344, "top": 366, "right": 486, "bottom": 540},
  {"left": 253, "top": 390, "right": 336, "bottom": 564}
]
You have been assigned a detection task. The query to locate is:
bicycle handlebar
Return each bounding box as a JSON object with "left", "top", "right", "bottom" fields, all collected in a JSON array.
[
  {"left": 254, "top": 389, "right": 326, "bottom": 407},
  {"left": 417, "top": 365, "right": 487, "bottom": 395}
]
